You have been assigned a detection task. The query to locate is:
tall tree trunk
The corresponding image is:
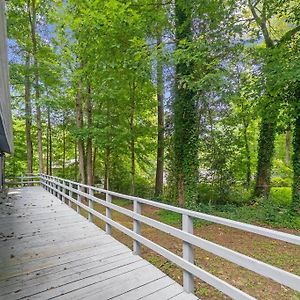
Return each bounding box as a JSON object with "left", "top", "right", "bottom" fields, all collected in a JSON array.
[
  {"left": 174, "top": 0, "right": 198, "bottom": 207},
  {"left": 47, "top": 107, "right": 52, "bottom": 176},
  {"left": 28, "top": 0, "right": 43, "bottom": 174},
  {"left": 75, "top": 87, "right": 85, "bottom": 184},
  {"left": 154, "top": 26, "right": 164, "bottom": 198},
  {"left": 285, "top": 126, "right": 291, "bottom": 165},
  {"left": 104, "top": 146, "right": 110, "bottom": 190},
  {"left": 46, "top": 115, "right": 49, "bottom": 175},
  {"left": 24, "top": 53, "right": 33, "bottom": 175},
  {"left": 86, "top": 85, "right": 93, "bottom": 186},
  {"left": 249, "top": 2, "right": 276, "bottom": 198},
  {"left": 244, "top": 126, "right": 251, "bottom": 189},
  {"left": 292, "top": 112, "right": 300, "bottom": 213},
  {"left": 93, "top": 147, "right": 97, "bottom": 182},
  {"left": 74, "top": 141, "right": 77, "bottom": 181},
  {"left": 130, "top": 84, "right": 136, "bottom": 195},
  {"left": 62, "top": 116, "right": 66, "bottom": 178},
  {"left": 104, "top": 99, "right": 111, "bottom": 190},
  {"left": 254, "top": 117, "right": 276, "bottom": 197}
]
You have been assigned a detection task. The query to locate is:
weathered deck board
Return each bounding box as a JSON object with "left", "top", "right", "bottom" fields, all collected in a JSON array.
[{"left": 0, "top": 187, "right": 198, "bottom": 300}]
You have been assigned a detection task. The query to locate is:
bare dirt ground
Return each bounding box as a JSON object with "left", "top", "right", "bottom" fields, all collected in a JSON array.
[{"left": 76, "top": 197, "right": 300, "bottom": 300}]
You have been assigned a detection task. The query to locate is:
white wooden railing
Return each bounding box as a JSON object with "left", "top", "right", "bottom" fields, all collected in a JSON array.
[
  {"left": 5, "top": 174, "right": 40, "bottom": 187},
  {"left": 28, "top": 174, "right": 300, "bottom": 299}
]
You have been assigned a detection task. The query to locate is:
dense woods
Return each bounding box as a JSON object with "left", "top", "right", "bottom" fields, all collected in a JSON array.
[{"left": 6, "top": 0, "right": 300, "bottom": 221}]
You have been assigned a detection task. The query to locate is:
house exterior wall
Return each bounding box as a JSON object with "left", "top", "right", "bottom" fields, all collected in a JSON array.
[{"left": 0, "top": 0, "right": 13, "bottom": 154}]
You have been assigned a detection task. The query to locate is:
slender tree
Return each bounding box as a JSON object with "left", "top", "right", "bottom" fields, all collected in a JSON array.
[
  {"left": 86, "top": 84, "right": 93, "bottom": 185},
  {"left": 27, "top": 0, "right": 44, "bottom": 174},
  {"left": 75, "top": 83, "right": 85, "bottom": 184},
  {"left": 24, "top": 53, "right": 33, "bottom": 175}
]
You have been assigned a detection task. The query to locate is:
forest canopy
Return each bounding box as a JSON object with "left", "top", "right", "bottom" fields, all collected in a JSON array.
[{"left": 6, "top": 0, "right": 300, "bottom": 223}]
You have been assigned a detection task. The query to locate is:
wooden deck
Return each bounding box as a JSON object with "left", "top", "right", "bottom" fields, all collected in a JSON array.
[{"left": 0, "top": 187, "right": 198, "bottom": 300}]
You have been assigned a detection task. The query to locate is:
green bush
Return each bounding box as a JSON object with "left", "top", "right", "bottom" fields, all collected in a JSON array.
[
  {"left": 158, "top": 199, "right": 300, "bottom": 229},
  {"left": 271, "top": 177, "right": 292, "bottom": 187},
  {"left": 197, "top": 183, "right": 252, "bottom": 205},
  {"left": 270, "top": 187, "right": 292, "bottom": 206}
]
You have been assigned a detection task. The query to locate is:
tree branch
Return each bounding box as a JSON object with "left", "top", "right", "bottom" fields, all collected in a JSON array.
[{"left": 278, "top": 25, "right": 300, "bottom": 45}]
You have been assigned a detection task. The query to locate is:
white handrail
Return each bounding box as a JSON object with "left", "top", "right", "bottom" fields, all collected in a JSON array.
[
  {"left": 45, "top": 174, "right": 300, "bottom": 245},
  {"left": 39, "top": 174, "right": 300, "bottom": 299},
  {"left": 5, "top": 174, "right": 40, "bottom": 187}
]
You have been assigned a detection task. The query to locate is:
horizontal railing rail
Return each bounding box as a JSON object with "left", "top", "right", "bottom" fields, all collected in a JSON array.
[
  {"left": 39, "top": 174, "right": 300, "bottom": 300},
  {"left": 5, "top": 174, "right": 40, "bottom": 187}
]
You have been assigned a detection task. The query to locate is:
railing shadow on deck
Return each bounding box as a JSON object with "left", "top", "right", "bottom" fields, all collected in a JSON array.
[{"left": 8, "top": 174, "right": 300, "bottom": 300}]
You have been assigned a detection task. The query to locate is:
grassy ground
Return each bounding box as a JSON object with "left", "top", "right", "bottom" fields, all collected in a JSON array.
[{"left": 75, "top": 193, "right": 300, "bottom": 300}]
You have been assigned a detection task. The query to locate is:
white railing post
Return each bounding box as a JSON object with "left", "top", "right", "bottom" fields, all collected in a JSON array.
[
  {"left": 51, "top": 178, "right": 53, "bottom": 194},
  {"left": 133, "top": 200, "right": 141, "bottom": 255},
  {"left": 55, "top": 178, "right": 58, "bottom": 197},
  {"left": 58, "top": 179, "right": 61, "bottom": 200},
  {"left": 106, "top": 192, "right": 112, "bottom": 234},
  {"left": 88, "top": 187, "right": 94, "bottom": 222},
  {"left": 77, "top": 184, "right": 81, "bottom": 213},
  {"left": 59, "top": 180, "right": 63, "bottom": 201},
  {"left": 46, "top": 176, "right": 49, "bottom": 191},
  {"left": 182, "top": 214, "right": 194, "bottom": 293},
  {"left": 21, "top": 173, "right": 24, "bottom": 188},
  {"left": 62, "top": 180, "right": 66, "bottom": 203},
  {"left": 46, "top": 175, "right": 51, "bottom": 193},
  {"left": 68, "top": 182, "right": 72, "bottom": 207}
]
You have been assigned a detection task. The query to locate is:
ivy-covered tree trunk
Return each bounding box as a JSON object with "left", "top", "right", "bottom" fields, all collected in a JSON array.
[
  {"left": 174, "top": 0, "right": 199, "bottom": 207},
  {"left": 250, "top": 1, "right": 276, "bottom": 199},
  {"left": 292, "top": 113, "right": 300, "bottom": 213},
  {"left": 241, "top": 105, "right": 251, "bottom": 188},
  {"left": 155, "top": 29, "right": 164, "bottom": 198},
  {"left": 24, "top": 53, "right": 33, "bottom": 175},
  {"left": 254, "top": 117, "right": 276, "bottom": 198}
]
